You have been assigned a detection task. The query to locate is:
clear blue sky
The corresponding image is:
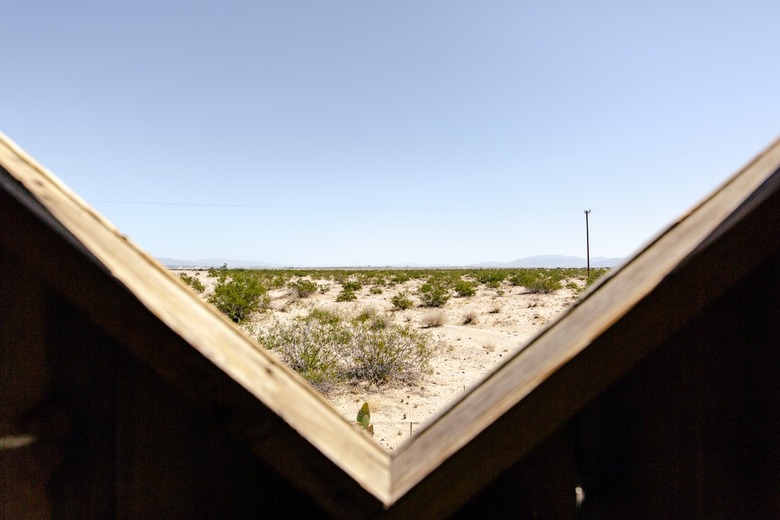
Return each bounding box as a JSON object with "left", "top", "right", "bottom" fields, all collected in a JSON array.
[{"left": 3, "top": 1, "right": 778, "bottom": 266}]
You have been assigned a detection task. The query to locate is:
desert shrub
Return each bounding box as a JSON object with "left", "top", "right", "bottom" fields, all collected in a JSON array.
[
  {"left": 329, "top": 272, "right": 348, "bottom": 285},
  {"left": 462, "top": 310, "right": 478, "bottom": 325},
  {"left": 259, "top": 318, "right": 349, "bottom": 393},
  {"left": 586, "top": 268, "right": 609, "bottom": 286},
  {"left": 421, "top": 310, "right": 446, "bottom": 328},
  {"left": 208, "top": 272, "right": 268, "bottom": 323},
  {"left": 346, "top": 323, "right": 435, "bottom": 385},
  {"left": 341, "top": 280, "right": 362, "bottom": 291},
  {"left": 369, "top": 286, "right": 383, "bottom": 295},
  {"left": 269, "top": 274, "right": 288, "bottom": 289},
  {"left": 419, "top": 275, "right": 450, "bottom": 307},
  {"left": 508, "top": 270, "right": 562, "bottom": 294},
  {"left": 207, "top": 263, "right": 230, "bottom": 282},
  {"left": 526, "top": 275, "right": 562, "bottom": 294},
  {"left": 336, "top": 287, "right": 357, "bottom": 302},
  {"left": 259, "top": 309, "right": 435, "bottom": 389},
  {"left": 419, "top": 279, "right": 451, "bottom": 307},
  {"left": 390, "top": 272, "right": 412, "bottom": 284},
  {"left": 454, "top": 279, "right": 476, "bottom": 297},
  {"left": 476, "top": 270, "right": 506, "bottom": 288},
  {"left": 307, "top": 307, "right": 344, "bottom": 326},
  {"left": 179, "top": 272, "right": 205, "bottom": 293},
  {"left": 358, "top": 272, "right": 385, "bottom": 287},
  {"left": 508, "top": 271, "right": 534, "bottom": 287},
  {"left": 391, "top": 291, "right": 414, "bottom": 310},
  {"left": 288, "top": 278, "right": 319, "bottom": 298},
  {"left": 352, "top": 307, "right": 388, "bottom": 330}
]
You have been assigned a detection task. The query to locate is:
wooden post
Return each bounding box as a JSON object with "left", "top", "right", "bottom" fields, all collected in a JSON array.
[{"left": 585, "top": 210, "right": 591, "bottom": 278}]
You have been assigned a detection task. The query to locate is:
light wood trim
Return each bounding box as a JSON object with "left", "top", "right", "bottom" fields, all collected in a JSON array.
[
  {"left": 390, "top": 136, "right": 780, "bottom": 503},
  {"left": 0, "top": 134, "right": 391, "bottom": 504}
]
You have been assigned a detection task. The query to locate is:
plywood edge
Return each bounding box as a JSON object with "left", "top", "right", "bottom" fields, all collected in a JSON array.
[
  {"left": 0, "top": 133, "right": 392, "bottom": 505},
  {"left": 388, "top": 136, "right": 780, "bottom": 504}
]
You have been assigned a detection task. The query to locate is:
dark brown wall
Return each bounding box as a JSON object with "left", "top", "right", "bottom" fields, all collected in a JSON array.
[
  {"left": 453, "top": 253, "right": 780, "bottom": 519},
  {"left": 1, "top": 248, "right": 56, "bottom": 518}
]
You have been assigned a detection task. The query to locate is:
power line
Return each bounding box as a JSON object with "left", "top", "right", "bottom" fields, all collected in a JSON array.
[{"left": 91, "top": 200, "right": 287, "bottom": 209}]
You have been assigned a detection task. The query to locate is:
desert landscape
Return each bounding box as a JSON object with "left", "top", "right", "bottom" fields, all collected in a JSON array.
[{"left": 175, "top": 268, "right": 602, "bottom": 450}]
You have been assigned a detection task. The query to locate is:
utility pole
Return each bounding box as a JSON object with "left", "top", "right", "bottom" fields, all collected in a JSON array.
[{"left": 584, "top": 209, "right": 591, "bottom": 278}]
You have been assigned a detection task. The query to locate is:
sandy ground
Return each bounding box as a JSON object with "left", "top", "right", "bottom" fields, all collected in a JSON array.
[{"left": 178, "top": 271, "right": 582, "bottom": 450}]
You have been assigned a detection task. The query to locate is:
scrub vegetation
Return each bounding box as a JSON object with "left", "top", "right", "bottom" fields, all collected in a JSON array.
[
  {"left": 178, "top": 266, "right": 608, "bottom": 393},
  {"left": 258, "top": 307, "right": 435, "bottom": 393}
]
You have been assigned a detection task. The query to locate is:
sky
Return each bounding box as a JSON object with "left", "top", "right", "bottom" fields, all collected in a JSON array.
[{"left": 3, "top": 1, "right": 779, "bottom": 266}]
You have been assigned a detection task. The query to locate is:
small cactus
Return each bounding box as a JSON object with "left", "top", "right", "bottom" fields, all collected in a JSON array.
[{"left": 353, "top": 402, "right": 374, "bottom": 436}]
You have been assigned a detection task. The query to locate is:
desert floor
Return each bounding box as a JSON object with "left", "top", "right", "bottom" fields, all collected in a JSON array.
[{"left": 178, "top": 271, "right": 583, "bottom": 451}]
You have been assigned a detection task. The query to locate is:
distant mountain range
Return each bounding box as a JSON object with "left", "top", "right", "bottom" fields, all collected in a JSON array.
[
  {"left": 159, "top": 255, "right": 624, "bottom": 269},
  {"left": 474, "top": 255, "right": 624, "bottom": 268}
]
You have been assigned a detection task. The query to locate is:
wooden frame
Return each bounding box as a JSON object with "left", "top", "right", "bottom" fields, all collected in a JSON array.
[{"left": 1, "top": 132, "right": 778, "bottom": 517}]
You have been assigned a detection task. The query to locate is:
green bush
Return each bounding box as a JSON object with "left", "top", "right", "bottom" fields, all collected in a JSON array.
[
  {"left": 269, "top": 274, "right": 288, "bottom": 289},
  {"left": 207, "top": 263, "right": 229, "bottom": 282},
  {"left": 508, "top": 271, "right": 534, "bottom": 287},
  {"left": 307, "top": 307, "right": 344, "bottom": 326},
  {"left": 346, "top": 323, "right": 435, "bottom": 385},
  {"left": 352, "top": 307, "right": 388, "bottom": 330},
  {"left": 208, "top": 272, "right": 268, "bottom": 323},
  {"left": 419, "top": 279, "right": 450, "bottom": 307},
  {"left": 526, "top": 274, "right": 562, "bottom": 294},
  {"left": 390, "top": 272, "right": 411, "bottom": 285},
  {"left": 341, "top": 280, "right": 362, "bottom": 291},
  {"left": 391, "top": 291, "right": 414, "bottom": 310},
  {"left": 259, "top": 318, "right": 348, "bottom": 394},
  {"left": 179, "top": 272, "right": 205, "bottom": 293},
  {"left": 586, "top": 268, "right": 609, "bottom": 286},
  {"left": 476, "top": 270, "right": 506, "bottom": 288},
  {"left": 454, "top": 279, "right": 476, "bottom": 297},
  {"left": 507, "top": 270, "right": 562, "bottom": 294},
  {"left": 258, "top": 309, "right": 436, "bottom": 390},
  {"left": 336, "top": 288, "right": 357, "bottom": 302},
  {"left": 288, "top": 278, "right": 319, "bottom": 298}
]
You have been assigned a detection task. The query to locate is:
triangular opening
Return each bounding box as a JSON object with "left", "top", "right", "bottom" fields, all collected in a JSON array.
[{"left": 172, "top": 263, "right": 610, "bottom": 452}]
